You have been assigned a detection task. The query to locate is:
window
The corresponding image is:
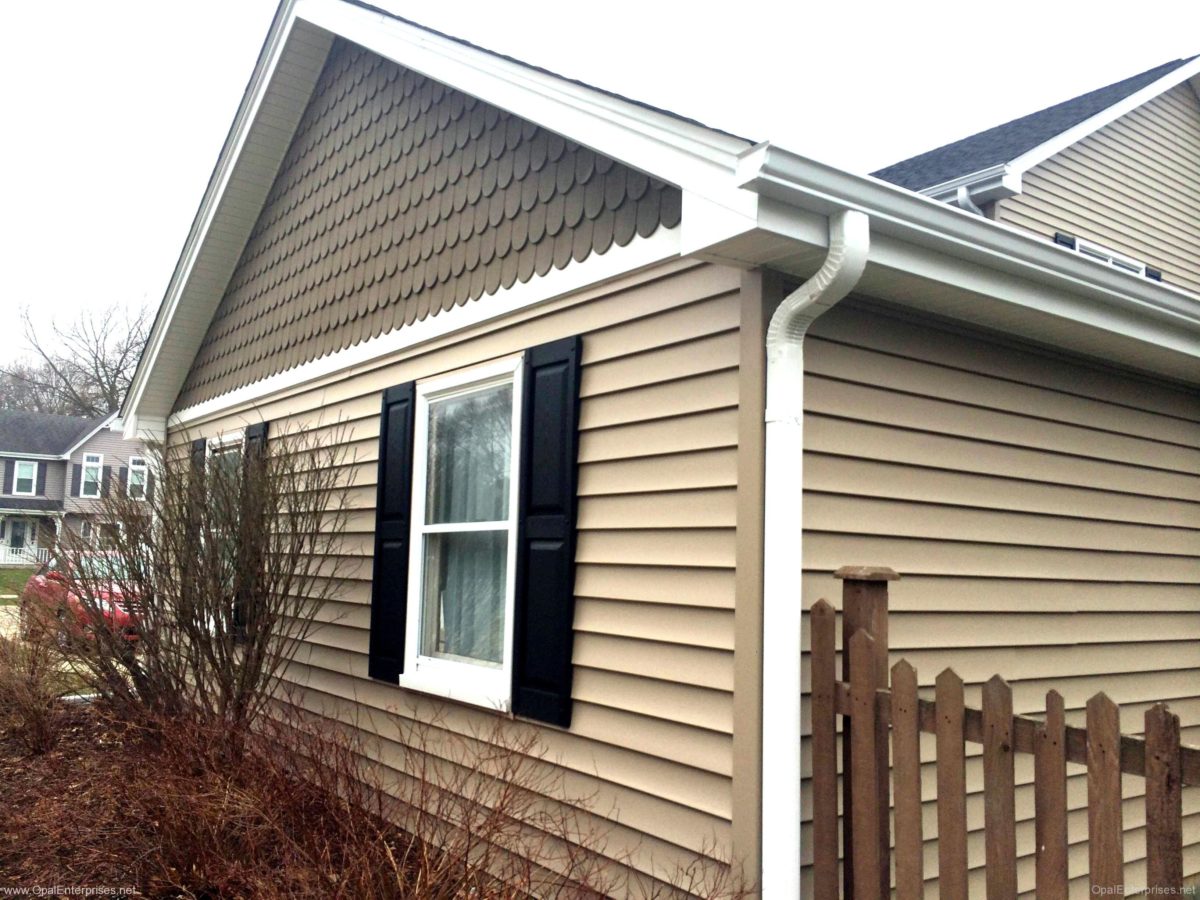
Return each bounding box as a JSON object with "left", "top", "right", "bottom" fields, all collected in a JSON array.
[
  {"left": 80, "top": 520, "right": 94, "bottom": 543},
  {"left": 402, "top": 357, "right": 522, "bottom": 708},
  {"left": 127, "top": 456, "right": 148, "bottom": 500},
  {"left": 368, "top": 337, "right": 582, "bottom": 727},
  {"left": 13, "top": 461, "right": 37, "bottom": 496},
  {"left": 81, "top": 454, "right": 103, "bottom": 498}
]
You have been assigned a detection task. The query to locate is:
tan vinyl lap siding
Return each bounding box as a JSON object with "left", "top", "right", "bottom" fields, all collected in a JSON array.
[
  {"left": 176, "top": 38, "right": 681, "bottom": 409},
  {"left": 170, "top": 260, "right": 743, "bottom": 890},
  {"left": 799, "top": 301, "right": 1200, "bottom": 898},
  {"left": 994, "top": 82, "right": 1200, "bottom": 296}
]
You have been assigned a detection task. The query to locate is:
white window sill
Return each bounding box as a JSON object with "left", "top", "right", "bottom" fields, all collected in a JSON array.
[{"left": 399, "top": 658, "right": 511, "bottom": 713}]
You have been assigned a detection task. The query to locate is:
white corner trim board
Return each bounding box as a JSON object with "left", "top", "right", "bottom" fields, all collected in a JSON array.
[
  {"left": 167, "top": 226, "right": 681, "bottom": 428},
  {"left": 761, "top": 210, "right": 870, "bottom": 899}
]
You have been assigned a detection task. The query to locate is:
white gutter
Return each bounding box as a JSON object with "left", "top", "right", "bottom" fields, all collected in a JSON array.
[{"left": 761, "top": 209, "right": 869, "bottom": 899}]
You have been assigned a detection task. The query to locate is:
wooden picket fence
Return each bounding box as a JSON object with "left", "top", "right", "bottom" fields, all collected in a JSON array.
[{"left": 811, "top": 567, "right": 1197, "bottom": 899}]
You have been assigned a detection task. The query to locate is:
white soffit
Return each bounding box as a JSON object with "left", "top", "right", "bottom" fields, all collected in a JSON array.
[
  {"left": 124, "top": 5, "right": 334, "bottom": 433},
  {"left": 294, "top": 0, "right": 753, "bottom": 203}
]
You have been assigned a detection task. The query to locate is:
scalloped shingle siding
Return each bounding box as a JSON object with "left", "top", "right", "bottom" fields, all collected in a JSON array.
[{"left": 175, "top": 39, "right": 681, "bottom": 410}]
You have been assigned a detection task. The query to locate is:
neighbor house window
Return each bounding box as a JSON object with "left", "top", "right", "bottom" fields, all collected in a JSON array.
[
  {"left": 402, "top": 356, "right": 522, "bottom": 708},
  {"left": 128, "top": 456, "right": 148, "bottom": 500},
  {"left": 81, "top": 454, "right": 103, "bottom": 498},
  {"left": 13, "top": 461, "right": 37, "bottom": 496},
  {"left": 80, "top": 520, "right": 94, "bottom": 543}
]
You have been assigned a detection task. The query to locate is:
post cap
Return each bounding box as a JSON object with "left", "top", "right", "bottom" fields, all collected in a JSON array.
[{"left": 833, "top": 566, "right": 899, "bottom": 582}]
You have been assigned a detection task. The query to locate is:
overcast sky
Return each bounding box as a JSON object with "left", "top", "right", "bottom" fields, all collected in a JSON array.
[{"left": 2, "top": 0, "right": 1197, "bottom": 366}]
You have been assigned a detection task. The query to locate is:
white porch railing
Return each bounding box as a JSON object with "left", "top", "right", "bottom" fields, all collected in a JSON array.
[{"left": 0, "top": 546, "right": 49, "bottom": 567}]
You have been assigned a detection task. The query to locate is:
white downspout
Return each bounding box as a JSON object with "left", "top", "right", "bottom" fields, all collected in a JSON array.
[{"left": 761, "top": 209, "right": 869, "bottom": 899}]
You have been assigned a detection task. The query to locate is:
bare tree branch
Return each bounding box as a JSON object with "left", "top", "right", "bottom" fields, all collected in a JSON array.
[{"left": 0, "top": 305, "right": 148, "bottom": 416}]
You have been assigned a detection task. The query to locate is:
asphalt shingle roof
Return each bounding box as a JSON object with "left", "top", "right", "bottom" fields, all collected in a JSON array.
[
  {"left": 873, "top": 57, "right": 1197, "bottom": 191},
  {"left": 0, "top": 411, "right": 106, "bottom": 456}
]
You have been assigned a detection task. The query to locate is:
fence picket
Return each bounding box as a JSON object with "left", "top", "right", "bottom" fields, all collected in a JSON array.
[
  {"left": 936, "top": 668, "right": 968, "bottom": 900},
  {"left": 806, "top": 569, "right": 1191, "bottom": 897},
  {"left": 1087, "top": 693, "right": 1123, "bottom": 893},
  {"left": 849, "top": 631, "right": 881, "bottom": 900},
  {"left": 1034, "top": 690, "right": 1068, "bottom": 900},
  {"left": 983, "top": 675, "right": 1017, "bottom": 900},
  {"left": 1145, "top": 703, "right": 1182, "bottom": 893},
  {"left": 891, "top": 660, "right": 923, "bottom": 900},
  {"left": 810, "top": 600, "right": 839, "bottom": 900}
]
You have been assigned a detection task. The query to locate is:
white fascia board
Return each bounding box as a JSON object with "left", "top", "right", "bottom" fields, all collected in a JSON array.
[
  {"left": 1007, "top": 56, "right": 1200, "bottom": 177},
  {"left": 0, "top": 452, "right": 65, "bottom": 462},
  {"left": 168, "top": 226, "right": 681, "bottom": 427},
  {"left": 294, "top": 0, "right": 754, "bottom": 209},
  {"left": 920, "top": 164, "right": 1022, "bottom": 204},
  {"left": 737, "top": 143, "right": 1200, "bottom": 371},
  {"left": 122, "top": 0, "right": 315, "bottom": 429},
  {"left": 126, "top": 0, "right": 756, "bottom": 434}
]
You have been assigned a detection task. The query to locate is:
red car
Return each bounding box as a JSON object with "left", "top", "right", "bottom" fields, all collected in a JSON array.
[{"left": 20, "top": 553, "right": 139, "bottom": 644}]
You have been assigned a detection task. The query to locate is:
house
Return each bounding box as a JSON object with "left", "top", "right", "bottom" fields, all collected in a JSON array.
[
  {"left": 120, "top": 1, "right": 1200, "bottom": 895},
  {"left": 0, "top": 410, "right": 150, "bottom": 565}
]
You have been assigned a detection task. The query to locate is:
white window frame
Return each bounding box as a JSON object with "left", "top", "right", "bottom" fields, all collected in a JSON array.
[
  {"left": 80, "top": 520, "right": 94, "bottom": 543},
  {"left": 80, "top": 454, "right": 103, "bottom": 499},
  {"left": 400, "top": 354, "right": 524, "bottom": 711},
  {"left": 127, "top": 456, "right": 149, "bottom": 500},
  {"left": 13, "top": 461, "right": 37, "bottom": 497}
]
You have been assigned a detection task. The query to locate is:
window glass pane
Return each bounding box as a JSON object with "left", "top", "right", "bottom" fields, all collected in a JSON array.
[
  {"left": 421, "top": 530, "right": 507, "bottom": 665},
  {"left": 425, "top": 382, "right": 512, "bottom": 524},
  {"left": 16, "top": 463, "right": 35, "bottom": 494}
]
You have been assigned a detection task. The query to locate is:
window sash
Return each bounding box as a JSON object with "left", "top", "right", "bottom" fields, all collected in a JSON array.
[
  {"left": 81, "top": 454, "right": 102, "bottom": 498},
  {"left": 14, "top": 461, "right": 36, "bottom": 496},
  {"left": 127, "top": 456, "right": 148, "bottom": 499},
  {"left": 401, "top": 356, "right": 523, "bottom": 710}
]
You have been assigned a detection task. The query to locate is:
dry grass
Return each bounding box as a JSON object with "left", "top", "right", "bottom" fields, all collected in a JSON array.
[{"left": 0, "top": 702, "right": 751, "bottom": 899}]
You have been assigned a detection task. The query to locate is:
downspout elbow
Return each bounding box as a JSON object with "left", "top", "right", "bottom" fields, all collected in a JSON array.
[{"left": 764, "top": 209, "right": 870, "bottom": 420}]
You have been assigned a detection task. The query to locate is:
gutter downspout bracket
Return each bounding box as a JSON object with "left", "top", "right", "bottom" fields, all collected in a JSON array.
[{"left": 761, "top": 209, "right": 869, "bottom": 899}]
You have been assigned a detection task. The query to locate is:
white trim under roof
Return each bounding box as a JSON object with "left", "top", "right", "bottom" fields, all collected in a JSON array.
[
  {"left": 123, "top": 0, "right": 756, "bottom": 439},
  {"left": 62, "top": 413, "right": 118, "bottom": 458},
  {"left": 922, "top": 56, "right": 1200, "bottom": 205}
]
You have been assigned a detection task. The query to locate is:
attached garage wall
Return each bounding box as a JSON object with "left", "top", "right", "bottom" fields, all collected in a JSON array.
[
  {"left": 799, "top": 299, "right": 1200, "bottom": 897},
  {"left": 169, "top": 258, "right": 746, "bottom": 894}
]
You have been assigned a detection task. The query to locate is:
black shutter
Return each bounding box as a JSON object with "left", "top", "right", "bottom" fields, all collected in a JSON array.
[
  {"left": 190, "top": 439, "right": 207, "bottom": 476},
  {"left": 101, "top": 466, "right": 112, "bottom": 498},
  {"left": 235, "top": 422, "right": 270, "bottom": 637},
  {"left": 118, "top": 467, "right": 128, "bottom": 497},
  {"left": 35, "top": 463, "right": 46, "bottom": 496},
  {"left": 368, "top": 382, "right": 416, "bottom": 683},
  {"left": 146, "top": 472, "right": 155, "bottom": 502},
  {"left": 71, "top": 464, "right": 81, "bottom": 497},
  {"left": 2, "top": 460, "right": 12, "bottom": 494},
  {"left": 511, "top": 335, "right": 582, "bottom": 727}
]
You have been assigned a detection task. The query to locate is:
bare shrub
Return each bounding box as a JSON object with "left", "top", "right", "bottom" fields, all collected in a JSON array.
[
  {"left": 52, "top": 424, "right": 352, "bottom": 754},
  {"left": 0, "top": 623, "right": 75, "bottom": 754}
]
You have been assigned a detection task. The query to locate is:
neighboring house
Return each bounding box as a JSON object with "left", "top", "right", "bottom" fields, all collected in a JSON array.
[
  {"left": 120, "top": 2, "right": 1200, "bottom": 896},
  {"left": 0, "top": 410, "right": 149, "bottom": 564}
]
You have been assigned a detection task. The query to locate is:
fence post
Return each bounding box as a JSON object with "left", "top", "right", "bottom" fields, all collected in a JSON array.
[{"left": 836, "top": 565, "right": 898, "bottom": 900}]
